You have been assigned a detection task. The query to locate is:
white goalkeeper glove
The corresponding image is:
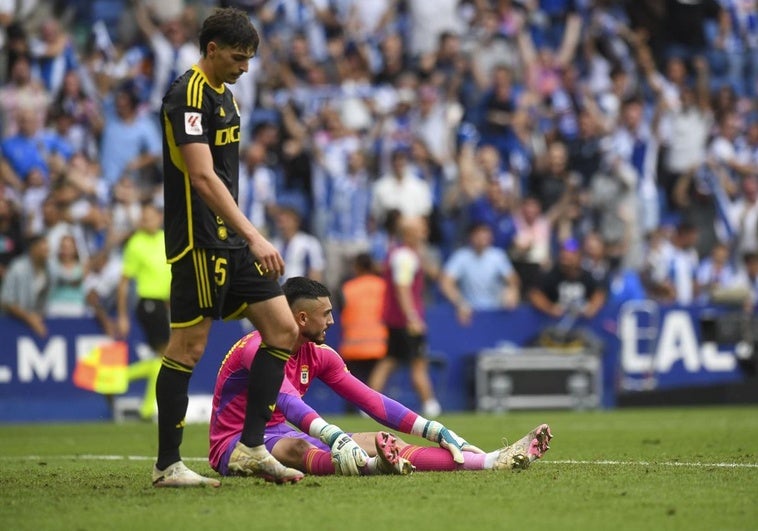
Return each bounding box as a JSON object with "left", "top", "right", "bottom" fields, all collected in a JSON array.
[
  {"left": 422, "top": 420, "right": 484, "bottom": 464},
  {"left": 319, "top": 424, "right": 369, "bottom": 476}
]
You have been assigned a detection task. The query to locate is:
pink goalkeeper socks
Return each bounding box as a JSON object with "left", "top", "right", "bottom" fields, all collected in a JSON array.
[
  {"left": 303, "top": 448, "right": 335, "bottom": 475},
  {"left": 398, "top": 446, "right": 486, "bottom": 471}
]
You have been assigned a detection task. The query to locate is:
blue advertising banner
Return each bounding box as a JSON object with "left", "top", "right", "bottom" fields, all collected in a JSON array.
[{"left": 0, "top": 300, "right": 749, "bottom": 422}]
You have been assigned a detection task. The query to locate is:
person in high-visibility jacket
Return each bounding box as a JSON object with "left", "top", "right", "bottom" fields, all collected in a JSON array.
[{"left": 339, "top": 252, "right": 388, "bottom": 385}]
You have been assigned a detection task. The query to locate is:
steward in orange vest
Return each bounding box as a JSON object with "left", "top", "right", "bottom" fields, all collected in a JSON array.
[{"left": 339, "top": 255, "right": 388, "bottom": 362}]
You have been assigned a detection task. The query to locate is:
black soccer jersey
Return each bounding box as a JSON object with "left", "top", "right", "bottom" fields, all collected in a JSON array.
[{"left": 161, "top": 65, "right": 245, "bottom": 262}]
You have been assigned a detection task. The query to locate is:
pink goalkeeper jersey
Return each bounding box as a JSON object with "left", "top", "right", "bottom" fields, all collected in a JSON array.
[{"left": 209, "top": 330, "right": 420, "bottom": 471}]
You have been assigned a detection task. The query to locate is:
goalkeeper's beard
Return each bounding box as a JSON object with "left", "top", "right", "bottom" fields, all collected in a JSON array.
[{"left": 303, "top": 329, "right": 327, "bottom": 345}]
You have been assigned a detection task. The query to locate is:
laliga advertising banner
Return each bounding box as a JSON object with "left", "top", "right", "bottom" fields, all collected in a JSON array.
[
  {"left": 0, "top": 317, "right": 251, "bottom": 422},
  {"left": 0, "top": 300, "right": 749, "bottom": 422},
  {"left": 614, "top": 300, "right": 744, "bottom": 391}
]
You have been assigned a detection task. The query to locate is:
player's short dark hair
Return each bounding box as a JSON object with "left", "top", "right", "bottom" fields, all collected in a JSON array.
[
  {"left": 199, "top": 8, "right": 260, "bottom": 57},
  {"left": 283, "top": 277, "right": 331, "bottom": 307}
]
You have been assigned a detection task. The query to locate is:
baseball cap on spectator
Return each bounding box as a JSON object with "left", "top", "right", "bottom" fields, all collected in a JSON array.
[{"left": 562, "top": 238, "right": 580, "bottom": 253}]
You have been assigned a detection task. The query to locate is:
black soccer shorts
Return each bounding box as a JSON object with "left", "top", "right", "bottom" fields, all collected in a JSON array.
[
  {"left": 169, "top": 246, "right": 283, "bottom": 327},
  {"left": 386, "top": 327, "right": 428, "bottom": 362}
]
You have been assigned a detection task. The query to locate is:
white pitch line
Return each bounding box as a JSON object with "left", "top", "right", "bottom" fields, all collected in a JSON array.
[
  {"left": 547, "top": 459, "right": 758, "bottom": 469},
  {"left": 3, "top": 455, "right": 758, "bottom": 469}
]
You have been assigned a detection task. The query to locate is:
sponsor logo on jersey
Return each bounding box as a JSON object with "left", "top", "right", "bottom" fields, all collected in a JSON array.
[
  {"left": 184, "top": 112, "right": 202, "bottom": 135},
  {"left": 214, "top": 125, "right": 240, "bottom": 146}
]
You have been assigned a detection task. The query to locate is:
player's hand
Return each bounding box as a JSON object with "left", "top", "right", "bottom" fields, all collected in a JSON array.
[
  {"left": 319, "top": 424, "right": 369, "bottom": 476},
  {"left": 423, "top": 420, "right": 484, "bottom": 464},
  {"left": 248, "top": 235, "right": 285, "bottom": 279}
]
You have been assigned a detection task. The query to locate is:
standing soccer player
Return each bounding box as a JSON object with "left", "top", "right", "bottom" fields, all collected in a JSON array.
[{"left": 154, "top": 8, "right": 303, "bottom": 487}]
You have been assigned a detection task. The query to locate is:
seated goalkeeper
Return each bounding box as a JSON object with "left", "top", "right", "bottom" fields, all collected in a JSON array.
[{"left": 209, "top": 277, "right": 552, "bottom": 478}]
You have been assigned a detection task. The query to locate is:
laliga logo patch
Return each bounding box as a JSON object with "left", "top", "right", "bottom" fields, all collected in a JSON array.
[
  {"left": 300, "top": 365, "right": 309, "bottom": 384},
  {"left": 184, "top": 112, "right": 202, "bottom": 135}
]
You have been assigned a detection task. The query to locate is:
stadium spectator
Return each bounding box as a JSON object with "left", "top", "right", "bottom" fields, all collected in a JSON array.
[
  {"left": 566, "top": 109, "right": 606, "bottom": 189},
  {"left": 581, "top": 232, "right": 611, "bottom": 289},
  {"left": 53, "top": 69, "right": 103, "bottom": 152},
  {"left": 237, "top": 140, "right": 277, "bottom": 237},
  {"left": 272, "top": 205, "right": 326, "bottom": 284},
  {"left": 696, "top": 240, "right": 739, "bottom": 303},
  {"left": 1, "top": 107, "right": 69, "bottom": 191},
  {"left": 83, "top": 248, "right": 122, "bottom": 338},
  {"left": 368, "top": 215, "right": 442, "bottom": 419},
  {"left": 528, "top": 237, "right": 607, "bottom": 320},
  {"left": 98, "top": 83, "right": 161, "bottom": 193},
  {"left": 209, "top": 276, "right": 553, "bottom": 477},
  {"left": 373, "top": 32, "right": 408, "bottom": 86},
  {"left": 39, "top": 195, "right": 90, "bottom": 263},
  {"left": 475, "top": 64, "right": 519, "bottom": 161},
  {"left": 528, "top": 139, "right": 581, "bottom": 216},
  {"left": 0, "top": 195, "right": 22, "bottom": 285},
  {"left": 439, "top": 222, "right": 520, "bottom": 326},
  {"left": 716, "top": 0, "right": 758, "bottom": 99},
  {"left": 46, "top": 233, "right": 87, "bottom": 317},
  {"left": 108, "top": 175, "right": 143, "bottom": 249},
  {"left": 406, "top": 0, "right": 463, "bottom": 58},
  {"left": 0, "top": 54, "right": 49, "bottom": 138},
  {"left": 134, "top": 0, "right": 200, "bottom": 113},
  {"left": 322, "top": 149, "right": 372, "bottom": 294},
  {"left": 510, "top": 195, "right": 553, "bottom": 294},
  {"left": 28, "top": 18, "right": 78, "bottom": 96},
  {"left": 371, "top": 147, "right": 433, "bottom": 226},
  {"left": 469, "top": 6, "right": 522, "bottom": 92},
  {"left": 728, "top": 174, "right": 758, "bottom": 256},
  {"left": 608, "top": 96, "right": 662, "bottom": 238},
  {"left": 733, "top": 251, "right": 758, "bottom": 311},
  {"left": 646, "top": 221, "right": 701, "bottom": 305},
  {"left": 663, "top": 0, "right": 722, "bottom": 61},
  {"left": 467, "top": 167, "right": 518, "bottom": 252},
  {"left": 0, "top": 233, "right": 50, "bottom": 337}
]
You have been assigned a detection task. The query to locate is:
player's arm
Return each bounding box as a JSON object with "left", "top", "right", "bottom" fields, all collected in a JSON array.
[
  {"left": 321, "top": 352, "right": 483, "bottom": 463},
  {"left": 275, "top": 389, "right": 368, "bottom": 476},
  {"left": 330, "top": 369, "right": 483, "bottom": 463},
  {"left": 180, "top": 143, "right": 285, "bottom": 276}
]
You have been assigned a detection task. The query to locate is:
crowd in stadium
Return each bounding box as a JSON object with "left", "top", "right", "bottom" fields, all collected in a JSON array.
[{"left": 1, "top": 0, "right": 758, "bottom": 336}]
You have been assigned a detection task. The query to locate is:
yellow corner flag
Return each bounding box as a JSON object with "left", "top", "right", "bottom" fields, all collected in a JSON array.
[{"left": 73, "top": 342, "right": 129, "bottom": 394}]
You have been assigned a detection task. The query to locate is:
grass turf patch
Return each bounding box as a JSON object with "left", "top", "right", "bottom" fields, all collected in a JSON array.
[{"left": 1, "top": 406, "right": 756, "bottom": 531}]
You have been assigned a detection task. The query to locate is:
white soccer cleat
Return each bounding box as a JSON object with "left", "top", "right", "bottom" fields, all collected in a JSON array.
[
  {"left": 494, "top": 423, "right": 553, "bottom": 471},
  {"left": 227, "top": 441, "right": 304, "bottom": 484},
  {"left": 152, "top": 461, "right": 221, "bottom": 488},
  {"left": 374, "top": 431, "right": 415, "bottom": 475}
]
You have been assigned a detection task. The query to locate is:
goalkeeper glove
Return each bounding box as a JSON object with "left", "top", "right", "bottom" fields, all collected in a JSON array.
[
  {"left": 422, "top": 420, "right": 484, "bottom": 464},
  {"left": 319, "top": 424, "right": 369, "bottom": 476}
]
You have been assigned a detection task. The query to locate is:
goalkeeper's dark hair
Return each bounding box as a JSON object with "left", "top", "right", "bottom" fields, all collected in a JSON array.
[
  {"left": 282, "top": 277, "right": 331, "bottom": 307},
  {"left": 199, "top": 8, "right": 259, "bottom": 57}
]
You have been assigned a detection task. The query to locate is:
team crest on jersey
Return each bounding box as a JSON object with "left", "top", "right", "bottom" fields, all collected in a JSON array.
[
  {"left": 184, "top": 112, "right": 202, "bottom": 135},
  {"left": 217, "top": 226, "right": 228, "bottom": 240},
  {"left": 300, "top": 365, "right": 309, "bottom": 384}
]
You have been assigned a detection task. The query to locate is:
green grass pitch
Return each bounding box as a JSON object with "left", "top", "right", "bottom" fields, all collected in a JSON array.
[{"left": 1, "top": 406, "right": 756, "bottom": 531}]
